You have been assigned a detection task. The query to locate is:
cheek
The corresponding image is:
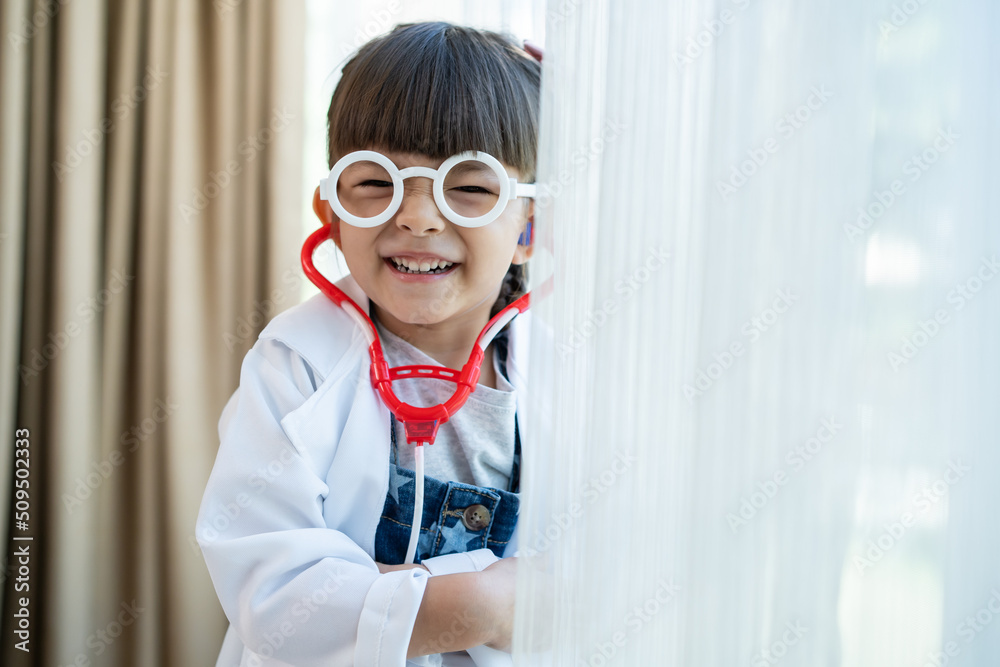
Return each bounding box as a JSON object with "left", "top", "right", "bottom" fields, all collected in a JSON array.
[
  {"left": 479, "top": 214, "right": 522, "bottom": 254},
  {"left": 339, "top": 230, "right": 378, "bottom": 270},
  {"left": 468, "top": 229, "right": 518, "bottom": 275}
]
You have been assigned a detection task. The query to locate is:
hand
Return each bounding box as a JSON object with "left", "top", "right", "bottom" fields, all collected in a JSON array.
[
  {"left": 480, "top": 557, "right": 557, "bottom": 654},
  {"left": 479, "top": 557, "right": 518, "bottom": 651}
]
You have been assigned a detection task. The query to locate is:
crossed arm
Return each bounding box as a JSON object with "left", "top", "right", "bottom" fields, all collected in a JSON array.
[{"left": 377, "top": 557, "right": 517, "bottom": 658}]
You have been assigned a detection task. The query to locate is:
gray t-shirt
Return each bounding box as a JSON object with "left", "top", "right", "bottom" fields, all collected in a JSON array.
[{"left": 374, "top": 321, "right": 517, "bottom": 491}]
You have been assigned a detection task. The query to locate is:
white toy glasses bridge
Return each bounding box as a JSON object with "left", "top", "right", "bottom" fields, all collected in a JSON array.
[{"left": 319, "top": 149, "right": 536, "bottom": 228}]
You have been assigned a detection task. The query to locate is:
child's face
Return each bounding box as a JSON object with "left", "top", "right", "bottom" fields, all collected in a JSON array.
[{"left": 313, "top": 149, "right": 533, "bottom": 331}]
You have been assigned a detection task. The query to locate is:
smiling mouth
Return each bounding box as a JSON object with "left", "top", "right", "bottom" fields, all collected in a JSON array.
[{"left": 386, "top": 256, "right": 459, "bottom": 275}]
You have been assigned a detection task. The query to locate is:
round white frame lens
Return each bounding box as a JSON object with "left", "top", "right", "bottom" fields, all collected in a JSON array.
[{"left": 319, "top": 150, "right": 533, "bottom": 228}]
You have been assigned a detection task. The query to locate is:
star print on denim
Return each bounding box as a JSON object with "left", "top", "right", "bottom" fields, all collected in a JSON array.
[
  {"left": 438, "top": 520, "right": 477, "bottom": 555},
  {"left": 387, "top": 464, "right": 412, "bottom": 505},
  {"left": 417, "top": 520, "right": 438, "bottom": 560}
]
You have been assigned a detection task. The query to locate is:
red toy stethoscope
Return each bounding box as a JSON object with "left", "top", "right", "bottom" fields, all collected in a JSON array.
[{"left": 300, "top": 225, "right": 530, "bottom": 563}]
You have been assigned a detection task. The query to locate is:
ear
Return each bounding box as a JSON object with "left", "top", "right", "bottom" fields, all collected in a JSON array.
[
  {"left": 312, "top": 186, "right": 342, "bottom": 249},
  {"left": 511, "top": 201, "right": 535, "bottom": 265}
]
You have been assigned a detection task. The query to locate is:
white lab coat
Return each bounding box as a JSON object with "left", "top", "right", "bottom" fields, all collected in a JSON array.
[{"left": 196, "top": 275, "right": 527, "bottom": 667}]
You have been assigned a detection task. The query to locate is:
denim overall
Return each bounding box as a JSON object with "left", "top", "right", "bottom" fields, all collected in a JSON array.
[{"left": 373, "top": 331, "right": 521, "bottom": 565}]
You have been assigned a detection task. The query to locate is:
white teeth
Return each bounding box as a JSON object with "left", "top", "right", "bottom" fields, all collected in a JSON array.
[{"left": 389, "top": 257, "right": 454, "bottom": 274}]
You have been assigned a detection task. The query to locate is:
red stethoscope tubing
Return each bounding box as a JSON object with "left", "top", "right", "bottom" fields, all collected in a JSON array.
[
  {"left": 300, "top": 225, "right": 530, "bottom": 445},
  {"left": 302, "top": 224, "right": 531, "bottom": 565}
]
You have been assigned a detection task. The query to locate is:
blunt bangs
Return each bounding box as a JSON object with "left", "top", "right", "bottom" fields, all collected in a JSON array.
[{"left": 327, "top": 22, "right": 541, "bottom": 181}]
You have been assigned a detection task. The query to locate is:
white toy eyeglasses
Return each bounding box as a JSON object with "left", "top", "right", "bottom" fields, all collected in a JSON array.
[{"left": 319, "top": 150, "right": 536, "bottom": 228}]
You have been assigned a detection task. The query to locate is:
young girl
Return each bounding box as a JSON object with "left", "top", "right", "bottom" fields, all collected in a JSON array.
[{"left": 196, "top": 21, "right": 540, "bottom": 666}]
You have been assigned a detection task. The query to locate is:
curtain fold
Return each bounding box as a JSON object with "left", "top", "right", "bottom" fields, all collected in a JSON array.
[{"left": 0, "top": 1, "right": 304, "bottom": 664}]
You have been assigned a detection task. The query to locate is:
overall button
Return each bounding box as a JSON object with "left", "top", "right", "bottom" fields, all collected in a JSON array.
[{"left": 461, "top": 504, "right": 490, "bottom": 531}]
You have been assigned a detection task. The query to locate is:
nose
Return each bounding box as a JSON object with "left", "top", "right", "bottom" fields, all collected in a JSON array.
[{"left": 393, "top": 178, "right": 446, "bottom": 236}]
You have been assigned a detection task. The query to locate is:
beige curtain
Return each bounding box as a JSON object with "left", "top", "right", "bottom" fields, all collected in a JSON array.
[{"left": 0, "top": 0, "right": 304, "bottom": 664}]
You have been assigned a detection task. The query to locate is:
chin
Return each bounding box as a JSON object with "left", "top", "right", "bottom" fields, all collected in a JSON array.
[{"left": 385, "top": 301, "right": 449, "bottom": 327}]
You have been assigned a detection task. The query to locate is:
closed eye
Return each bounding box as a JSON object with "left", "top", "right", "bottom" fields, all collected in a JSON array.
[{"left": 452, "top": 186, "right": 495, "bottom": 194}]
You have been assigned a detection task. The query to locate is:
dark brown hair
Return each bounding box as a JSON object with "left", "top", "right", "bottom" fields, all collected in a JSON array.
[{"left": 326, "top": 21, "right": 540, "bottom": 316}]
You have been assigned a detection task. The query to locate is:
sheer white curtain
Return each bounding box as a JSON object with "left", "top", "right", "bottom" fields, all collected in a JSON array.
[{"left": 516, "top": 0, "right": 1000, "bottom": 665}]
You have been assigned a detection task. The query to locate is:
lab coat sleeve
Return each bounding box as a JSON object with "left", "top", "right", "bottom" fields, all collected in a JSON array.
[
  {"left": 197, "top": 340, "right": 428, "bottom": 666},
  {"left": 421, "top": 549, "right": 500, "bottom": 576}
]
